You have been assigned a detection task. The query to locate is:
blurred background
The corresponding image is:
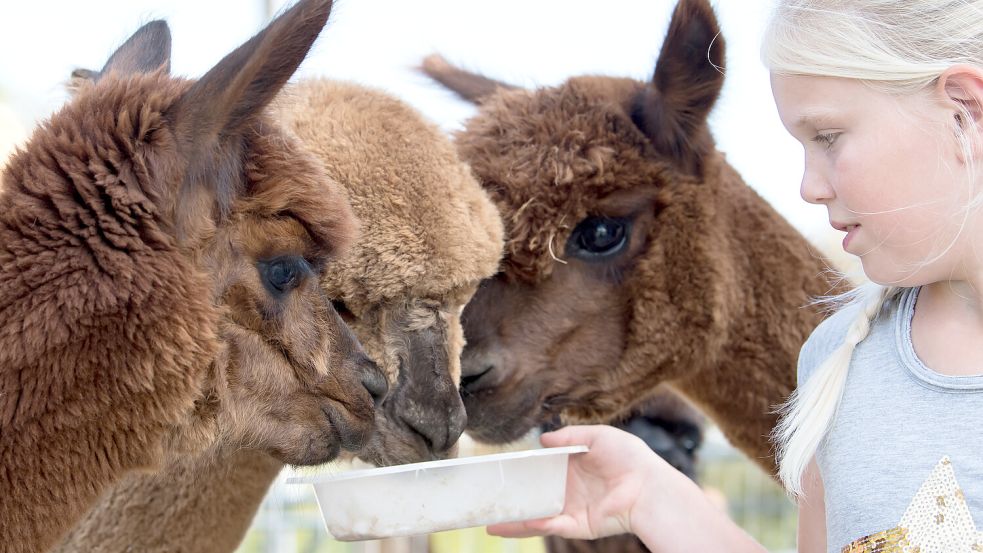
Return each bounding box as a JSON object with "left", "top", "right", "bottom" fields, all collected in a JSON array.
[{"left": 0, "top": 1, "right": 857, "bottom": 551}]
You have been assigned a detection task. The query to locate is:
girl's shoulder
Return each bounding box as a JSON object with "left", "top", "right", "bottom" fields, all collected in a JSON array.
[{"left": 796, "top": 289, "right": 902, "bottom": 386}]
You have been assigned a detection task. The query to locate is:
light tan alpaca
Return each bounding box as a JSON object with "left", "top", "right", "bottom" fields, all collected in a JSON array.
[
  {"left": 54, "top": 79, "right": 504, "bottom": 553},
  {"left": 0, "top": 3, "right": 400, "bottom": 551},
  {"left": 284, "top": 80, "right": 504, "bottom": 465}
]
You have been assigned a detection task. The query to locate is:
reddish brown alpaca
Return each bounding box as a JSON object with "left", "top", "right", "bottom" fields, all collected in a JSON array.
[
  {"left": 423, "top": 0, "right": 839, "bottom": 476},
  {"left": 0, "top": 2, "right": 389, "bottom": 551}
]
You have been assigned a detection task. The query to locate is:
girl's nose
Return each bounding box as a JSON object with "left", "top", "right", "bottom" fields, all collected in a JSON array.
[{"left": 799, "top": 164, "right": 834, "bottom": 205}]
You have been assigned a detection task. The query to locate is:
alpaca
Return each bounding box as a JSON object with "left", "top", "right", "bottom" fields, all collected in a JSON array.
[
  {"left": 542, "top": 387, "right": 704, "bottom": 478},
  {"left": 543, "top": 390, "right": 706, "bottom": 553},
  {"left": 612, "top": 390, "right": 705, "bottom": 481},
  {"left": 422, "top": 0, "right": 841, "bottom": 475},
  {"left": 53, "top": 78, "right": 504, "bottom": 553},
  {"left": 0, "top": 2, "right": 391, "bottom": 551},
  {"left": 276, "top": 79, "right": 504, "bottom": 465}
]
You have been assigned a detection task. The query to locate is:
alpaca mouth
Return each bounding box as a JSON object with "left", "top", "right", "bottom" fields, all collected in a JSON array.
[
  {"left": 383, "top": 403, "right": 436, "bottom": 451},
  {"left": 462, "top": 387, "right": 547, "bottom": 444},
  {"left": 358, "top": 415, "right": 447, "bottom": 467},
  {"left": 321, "top": 403, "right": 373, "bottom": 454},
  {"left": 379, "top": 392, "right": 462, "bottom": 461}
]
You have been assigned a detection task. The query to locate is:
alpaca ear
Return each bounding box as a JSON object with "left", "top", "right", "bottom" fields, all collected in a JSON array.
[
  {"left": 171, "top": 0, "right": 333, "bottom": 144},
  {"left": 97, "top": 20, "right": 172, "bottom": 80},
  {"left": 66, "top": 68, "right": 100, "bottom": 95},
  {"left": 420, "top": 54, "right": 521, "bottom": 104},
  {"left": 631, "top": 0, "right": 724, "bottom": 176}
]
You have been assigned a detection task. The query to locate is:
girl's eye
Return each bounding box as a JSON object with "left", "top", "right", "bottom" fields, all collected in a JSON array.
[{"left": 812, "top": 132, "right": 840, "bottom": 150}]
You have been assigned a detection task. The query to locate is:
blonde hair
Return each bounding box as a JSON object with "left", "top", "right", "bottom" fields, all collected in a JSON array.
[
  {"left": 772, "top": 283, "right": 898, "bottom": 495},
  {"left": 763, "top": 0, "right": 983, "bottom": 495}
]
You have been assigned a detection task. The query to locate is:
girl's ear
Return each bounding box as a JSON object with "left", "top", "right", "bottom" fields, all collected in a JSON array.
[{"left": 937, "top": 65, "right": 983, "bottom": 161}]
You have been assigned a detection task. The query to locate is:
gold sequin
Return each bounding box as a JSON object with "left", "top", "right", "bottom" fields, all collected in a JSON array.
[
  {"left": 842, "top": 527, "right": 909, "bottom": 552},
  {"left": 842, "top": 457, "right": 981, "bottom": 553}
]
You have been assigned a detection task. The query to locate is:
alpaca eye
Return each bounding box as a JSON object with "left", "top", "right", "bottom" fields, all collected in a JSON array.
[
  {"left": 259, "top": 256, "right": 310, "bottom": 295},
  {"left": 566, "top": 217, "right": 631, "bottom": 260}
]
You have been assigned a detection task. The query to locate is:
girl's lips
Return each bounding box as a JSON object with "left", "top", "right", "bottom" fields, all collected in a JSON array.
[{"left": 842, "top": 224, "right": 859, "bottom": 250}]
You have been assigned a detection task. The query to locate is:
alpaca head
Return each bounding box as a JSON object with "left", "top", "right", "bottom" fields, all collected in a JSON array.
[
  {"left": 200, "top": 125, "right": 388, "bottom": 466},
  {"left": 274, "top": 80, "right": 504, "bottom": 464},
  {"left": 422, "top": 0, "right": 726, "bottom": 443},
  {"left": 61, "top": 0, "right": 387, "bottom": 466}
]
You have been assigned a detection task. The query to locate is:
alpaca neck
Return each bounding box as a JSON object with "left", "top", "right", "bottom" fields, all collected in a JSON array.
[
  {"left": 54, "top": 448, "right": 282, "bottom": 553},
  {"left": 672, "top": 159, "right": 836, "bottom": 476}
]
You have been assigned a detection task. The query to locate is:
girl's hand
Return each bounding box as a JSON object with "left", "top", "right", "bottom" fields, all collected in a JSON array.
[{"left": 487, "top": 425, "right": 663, "bottom": 540}]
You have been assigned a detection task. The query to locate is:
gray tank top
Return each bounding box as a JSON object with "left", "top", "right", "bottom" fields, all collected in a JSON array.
[{"left": 798, "top": 287, "right": 983, "bottom": 553}]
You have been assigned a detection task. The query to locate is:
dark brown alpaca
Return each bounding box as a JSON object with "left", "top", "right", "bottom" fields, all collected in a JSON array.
[
  {"left": 611, "top": 391, "right": 705, "bottom": 481},
  {"left": 542, "top": 390, "right": 706, "bottom": 553},
  {"left": 422, "top": 0, "right": 838, "bottom": 476},
  {"left": 0, "top": 2, "right": 389, "bottom": 551}
]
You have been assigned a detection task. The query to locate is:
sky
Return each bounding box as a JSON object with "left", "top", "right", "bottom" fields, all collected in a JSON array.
[{"left": 0, "top": 0, "right": 832, "bottom": 240}]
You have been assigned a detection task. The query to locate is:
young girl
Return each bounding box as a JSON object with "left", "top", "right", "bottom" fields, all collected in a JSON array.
[{"left": 488, "top": 1, "right": 983, "bottom": 551}]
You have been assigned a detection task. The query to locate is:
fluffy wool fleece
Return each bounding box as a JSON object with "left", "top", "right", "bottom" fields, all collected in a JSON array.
[
  {"left": 0, "top": 75, "right": 219, "bottom": 553},
  {"left": 281, "top": 79, "right": 503, "bottom": 310},
  {"left": 458, "top": 78, "right": 670, "bottom": 283},
  {"left": 274, "top": 79, "right": 504, "bottom": 385},
  {"left": 0, "top": 75, "right": 356, "bottom": 553},
  {"left": 456, "top": 74, "right": 838, "bottom": 470},
  {"left": 55, "top": 79, "right": 504, "bottom": 553}
]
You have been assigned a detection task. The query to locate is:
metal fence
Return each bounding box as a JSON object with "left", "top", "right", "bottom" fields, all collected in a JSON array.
[{"left": 237, "top": 428, "right": 798, "bottom": 553}]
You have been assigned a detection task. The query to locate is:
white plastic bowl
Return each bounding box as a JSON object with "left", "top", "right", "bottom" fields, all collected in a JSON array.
[{"left": 287, "top": 445, "right": 588, "bottom": 541}]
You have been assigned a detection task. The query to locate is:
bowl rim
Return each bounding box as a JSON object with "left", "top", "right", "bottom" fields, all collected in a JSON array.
[{"left": 285, "top": 445, "right": 589, "bottom": 484}]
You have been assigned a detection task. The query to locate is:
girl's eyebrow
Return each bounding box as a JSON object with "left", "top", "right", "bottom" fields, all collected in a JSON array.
[{"left": 795, "top": 111, "right": 839, "bottom": 129}]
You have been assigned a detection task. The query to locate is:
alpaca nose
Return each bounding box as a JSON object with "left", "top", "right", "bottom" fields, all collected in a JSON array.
[
  {"left": 394, "top": 331, "right": 468, "bottom": 453},
  {"left": 359, "top": 357, "right": 388, "bottom": 408},
  {"left": 399, "top": 395, "right": 467, "bottom": 454}
]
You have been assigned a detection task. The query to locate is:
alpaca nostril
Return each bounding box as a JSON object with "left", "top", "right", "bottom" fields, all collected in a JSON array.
[
  {"left": 460, "top": 364, "right": 494, "bottom": 393},
  {"left": 401, "top": 412, "right": 461, "bottom": 454},
  {"left": 402, "top": 417, "right": 437, "bottom": 452},
  {"left": 394, "top": 393, "right": 467, "bottom": 454},
  {"left": 360, "top": 359, "right": 388, "bottom": 408},
  {"left": 461, "top": 347, "right": 504, "bottom": 394}
]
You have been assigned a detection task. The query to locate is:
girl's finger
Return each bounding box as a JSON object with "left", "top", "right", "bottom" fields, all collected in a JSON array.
[
  {"left": 488, "top": 514, "right": 585, "bottom": 539},
  {"left": 540, "top": 425, "right": 598, "bottom": 448},
  {"left": 486, "top": 518, "right": 553, "bottom": 538}
]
